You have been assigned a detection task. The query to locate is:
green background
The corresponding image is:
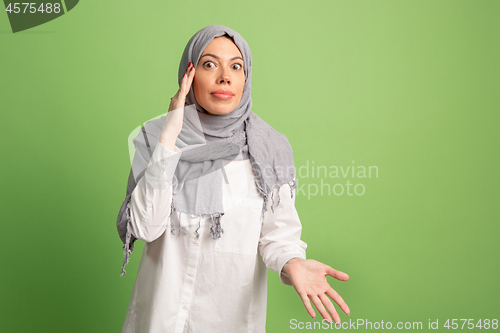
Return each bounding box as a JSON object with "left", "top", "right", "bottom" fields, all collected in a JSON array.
[{"left": 1, "top": 0, "right": 499, "bottom": 332}]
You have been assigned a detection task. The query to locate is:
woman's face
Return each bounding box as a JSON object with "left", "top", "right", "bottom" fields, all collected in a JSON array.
[{"left": 193, "top": 36, "right": 245, "bottom": 116}]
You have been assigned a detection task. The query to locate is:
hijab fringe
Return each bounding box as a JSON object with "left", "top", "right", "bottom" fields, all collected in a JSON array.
[
  {"left": 260, "top": 176, "right": 298, "bottom": 221},
  {"left": 169, "top": 201, "right": 189, "bottom": 237},
  {"left": 120, "top": 205, "right": 134, "bottom": 277},
  {"left": 170, "top": 202, "right": 176, "bottom": 236},
  {"left": 195, "top": 216, "right": 201, "bottom": 238},
  {"left": 169, "top": 200, "right": 225, "bottom": 240},
  {"left": 209, "top": 212, "right": 224, "bottom": 239}
]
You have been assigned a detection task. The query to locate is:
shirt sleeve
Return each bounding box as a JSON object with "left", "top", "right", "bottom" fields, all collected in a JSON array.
[
  {"left": 258, "top": 183, "right": 307, "bottom": 286},
  {"left": 128, "top": 141, "right": 182, "bottom": 242}
]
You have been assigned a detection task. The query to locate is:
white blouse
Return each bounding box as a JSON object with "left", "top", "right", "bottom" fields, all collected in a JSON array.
[{"left": 122, "top": 141, "right": 307, "bottom": 333}]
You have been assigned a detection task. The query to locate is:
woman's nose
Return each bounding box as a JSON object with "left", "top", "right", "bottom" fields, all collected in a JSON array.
[
  {"left": 217, "top": 68, "right": 230, "bottom": 84},
  {"left": 218, "top": 77, "right": 229, "bottom": 84}
]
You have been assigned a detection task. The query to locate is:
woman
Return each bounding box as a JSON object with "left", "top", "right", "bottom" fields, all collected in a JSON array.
[{"left": 117, "top": 25, "right": 350, "bottom": 333}]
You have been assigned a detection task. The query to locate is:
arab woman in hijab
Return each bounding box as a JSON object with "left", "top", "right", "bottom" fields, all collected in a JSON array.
[{"left": 117, "top": 25, "right": 350, "bottom": 332}]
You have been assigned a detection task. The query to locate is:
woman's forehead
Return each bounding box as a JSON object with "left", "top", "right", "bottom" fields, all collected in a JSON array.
[{"left": 200, "top": 36, "right": 243, "bottom": 60}]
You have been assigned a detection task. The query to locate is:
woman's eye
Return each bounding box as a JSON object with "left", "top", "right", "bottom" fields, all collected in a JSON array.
[
  {"left": 203, "top": 61, "right": 215, "bottom": 68},
  {"left": 232, "top": 63, "right": 242, "bottom": 70}
]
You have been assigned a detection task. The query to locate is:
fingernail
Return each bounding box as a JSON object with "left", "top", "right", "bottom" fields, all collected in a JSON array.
[
  {"left": 190, "top": 67, "right": 194, "bottom": 71},
  {"left": 188, "top": 62, "right": 192, "bottom": 67},
  {"left": 183, "top": 73, "right": 186, "bottom": 77}
]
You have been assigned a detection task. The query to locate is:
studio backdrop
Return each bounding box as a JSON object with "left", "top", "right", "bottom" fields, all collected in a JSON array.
[{"left": 1, "top": 0, "right": 498, "bottom": 332}]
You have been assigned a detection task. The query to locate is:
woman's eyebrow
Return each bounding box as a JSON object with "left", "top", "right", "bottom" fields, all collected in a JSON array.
[{"left": 199, "top": 53, "right": 244, "bottom": 62}]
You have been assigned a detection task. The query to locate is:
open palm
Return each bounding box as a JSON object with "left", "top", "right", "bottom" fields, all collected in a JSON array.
[{"left": 284, "top": 258, "right": 350, "bottom": 325}]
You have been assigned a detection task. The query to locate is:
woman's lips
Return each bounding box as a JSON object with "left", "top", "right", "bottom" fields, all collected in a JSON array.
[{"left": 211, "top": 90, "right": 234, "bottom": 100}]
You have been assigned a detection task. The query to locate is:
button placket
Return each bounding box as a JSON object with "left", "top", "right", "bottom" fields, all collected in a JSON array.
[{"left": 174, "top": 216, "right": 203, "bottom": 332}]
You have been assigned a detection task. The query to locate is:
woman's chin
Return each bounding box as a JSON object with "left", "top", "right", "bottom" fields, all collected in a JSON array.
[{"left": 205, "top": 105, "right": 236, "bottom": 116}]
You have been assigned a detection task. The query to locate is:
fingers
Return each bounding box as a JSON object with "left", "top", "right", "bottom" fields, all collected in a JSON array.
[
  {"left": 326, "top": 287, "right": 350, "bottom": 316},
  {"left": 180, "top": 62, "right": 195, "bottom": 97},
  {"left": 300, "top": 290, "right": 349, "bottom": 325},
  {"left": 299, "top": 293, "right": 316, "bottom": 319},
  {"left": 310, "top": 294, "right": 332, "bottom": 324},
  {"left": 320, "top": 293, "right": 340, "bottom": 325},
  {"left": 326, "top": 265, "right": 350, "bottom": 281},
  {"left": 298, "top": 285, "right": 335, "bottom": 324},
  {"left": 170, "top": 62, "right": 196, "bottom": 113}
]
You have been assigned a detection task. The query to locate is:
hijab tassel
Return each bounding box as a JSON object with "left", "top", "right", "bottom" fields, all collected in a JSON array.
[
  {"left": 261, "top": 192, "right": 269, "bottom": 221},
  {"left": 209, "top": 212, "right": 224, "bottom": 239},
  {"left": 261, "top": 178, "right": 297, "bottom": 222},
  {"left": 195, "top": 216, "right": 201, "bottom": 238},
  {"left": 270, "top": 186, "right": 283, "bottom": 213},
  {"left": 289, "top": 176, "right": 297, "bottom": 199},
  {"left": 170, "top": 202, "right": 176, "bottom": 236},
  {"left": 120, "top": 205, "right": 134, "bottom": 277}
]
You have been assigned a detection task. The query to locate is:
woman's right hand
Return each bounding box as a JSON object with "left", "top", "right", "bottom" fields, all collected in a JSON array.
[{"left": 160, "top": 62, "right": 196, "bottom": 151}]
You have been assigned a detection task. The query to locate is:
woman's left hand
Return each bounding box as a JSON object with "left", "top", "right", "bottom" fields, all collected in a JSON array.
[{"left": 282, "top": 258, "right": 350, "bottom": 325}]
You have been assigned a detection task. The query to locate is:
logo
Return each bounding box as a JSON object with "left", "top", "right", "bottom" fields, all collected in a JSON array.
[{"left": 3, "top": 0, "right": 79, "bottom": 33}]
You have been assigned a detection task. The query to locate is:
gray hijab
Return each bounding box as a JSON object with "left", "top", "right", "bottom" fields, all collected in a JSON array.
[{"left": 129, "top": 24, "right": 297, "bottom": 247}]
